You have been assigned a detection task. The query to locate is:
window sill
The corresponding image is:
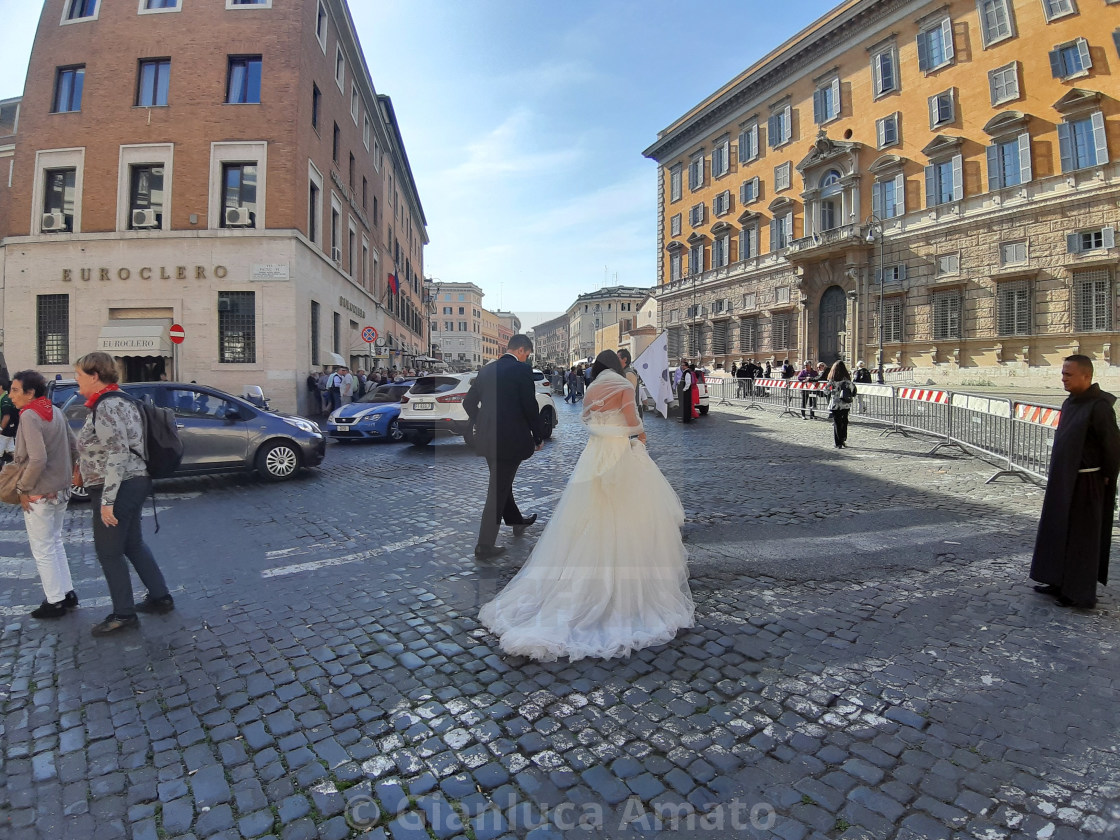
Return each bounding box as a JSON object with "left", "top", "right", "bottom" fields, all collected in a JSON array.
[
  {"left": 921, "top": 60, "right": 954, "bottom": 75},
  {"left": 1043, "top": 9, "right": 1079, "bottom": 21},
  {"left": 224, "top": 101, "right": 262, "bottom": 106},
  {"left": 132, "top": 104, "right": 169, "bottom": 110},
  {"left": 873, "top": 88, "right": 899, "bottom": 100},
  {"left": 980, "top": 32, "right": 1015, "bottom": 49},
  {"left": 1059, "top": 69, "right": 1091, "bottom": 82}
]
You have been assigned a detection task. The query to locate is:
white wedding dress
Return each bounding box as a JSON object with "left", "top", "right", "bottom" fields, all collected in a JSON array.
[{"left": 478, "top": 369, "right": 695, "bottom": 662}]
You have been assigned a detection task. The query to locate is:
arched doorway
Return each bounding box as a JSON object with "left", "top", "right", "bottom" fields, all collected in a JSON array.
[{"left": 818, "top": 285, "right": 847, "bottom": 365}]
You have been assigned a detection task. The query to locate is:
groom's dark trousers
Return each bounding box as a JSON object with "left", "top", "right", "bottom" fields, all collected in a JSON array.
[
  {"left": 479, "top": 458, "right": 524, "bottom": 548},
  {"left": 464, "top": 353, "right": 545, "bottom": 549}
]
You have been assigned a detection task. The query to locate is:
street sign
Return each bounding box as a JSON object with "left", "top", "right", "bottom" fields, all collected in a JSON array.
[
  {"left": 361, "top": 326, "right": 378, "bottom": 344},
  {"left": 169, "top": 324, "right": 186, "bottom": 344}
]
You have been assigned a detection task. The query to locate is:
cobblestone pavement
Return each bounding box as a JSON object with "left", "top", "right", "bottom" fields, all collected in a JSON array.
[{"left": 1, "top": 398, "right": 1118, "bottom": 840}]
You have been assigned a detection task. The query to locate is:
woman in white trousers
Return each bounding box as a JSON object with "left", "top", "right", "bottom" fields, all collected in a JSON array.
[{"left": 10, "top": 370, "right": 79, "bottom": 619}]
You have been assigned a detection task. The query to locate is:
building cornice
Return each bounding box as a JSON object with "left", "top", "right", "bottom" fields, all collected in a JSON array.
[{"left": 642, "top": 0, "right": 911, "bottom": 163}]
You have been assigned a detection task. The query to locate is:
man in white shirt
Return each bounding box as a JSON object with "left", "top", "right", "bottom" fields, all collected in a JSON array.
[{"left": 340, "top": 368, "right": 354, "bottom": 403}]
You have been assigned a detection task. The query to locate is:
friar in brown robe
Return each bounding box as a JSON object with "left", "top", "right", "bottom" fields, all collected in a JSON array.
[{"left": 1030, "top": 355, "right": 1120, "bottom": 608}]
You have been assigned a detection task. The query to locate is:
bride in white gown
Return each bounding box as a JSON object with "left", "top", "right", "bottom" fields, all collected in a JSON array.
[{"left": 479, "top": 350, "right": 695, "bottom": 662}]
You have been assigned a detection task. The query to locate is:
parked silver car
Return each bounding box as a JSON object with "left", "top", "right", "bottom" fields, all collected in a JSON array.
[{"left": 63, "top": 382, "right": 325, "bottom": 497}]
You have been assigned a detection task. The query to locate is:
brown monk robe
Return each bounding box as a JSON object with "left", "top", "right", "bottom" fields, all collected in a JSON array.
[{"left": 1030, "top": 355, "right": 1120, "bottom": 609}]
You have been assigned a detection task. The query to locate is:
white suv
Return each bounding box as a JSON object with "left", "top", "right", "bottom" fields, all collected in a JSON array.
[{"left": 399, "top": 372, "right": 559, "bottom": 447}]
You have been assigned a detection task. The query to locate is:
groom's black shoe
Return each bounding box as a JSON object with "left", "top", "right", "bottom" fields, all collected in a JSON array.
[
  {"left": 512, "top": 514, "right": 537, "bottom": 536},
  {"left": 474, "top": 544, "right": 507, "bottom": 562}
]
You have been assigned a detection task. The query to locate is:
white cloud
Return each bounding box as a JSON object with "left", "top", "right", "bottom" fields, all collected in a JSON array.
[{"left": 438, "top": 108, "right": 583, "bottom": 187}]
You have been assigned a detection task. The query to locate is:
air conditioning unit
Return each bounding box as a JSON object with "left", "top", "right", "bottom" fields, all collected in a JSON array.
[
  {"left": 41, "top": 212, "right": 66, "bottom": 232},
  {"left": 331, "top": 247, "right": 342, "bottom": 263},
  {"left": 224, "top": 206, "right": 251, "bottom": 227},
  {"left": 132, "top": 209, "right": 158, "bottom": 228}
]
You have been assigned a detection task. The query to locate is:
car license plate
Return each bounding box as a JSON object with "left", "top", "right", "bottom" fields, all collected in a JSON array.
[
  {"left": 413, "top": 402, "right": 433, "bottom": 411},
  {"left": 335, "top": 425, "right": 350, "bottom": 431}
]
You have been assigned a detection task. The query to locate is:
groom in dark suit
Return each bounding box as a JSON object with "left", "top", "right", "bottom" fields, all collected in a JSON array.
[{"left": 464, "top": 334, "right": 545, "bottom": 560}]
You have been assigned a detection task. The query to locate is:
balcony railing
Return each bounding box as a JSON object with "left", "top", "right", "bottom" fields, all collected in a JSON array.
[{"left": 786, "top": 222, "right": 864, "bottom": 257}]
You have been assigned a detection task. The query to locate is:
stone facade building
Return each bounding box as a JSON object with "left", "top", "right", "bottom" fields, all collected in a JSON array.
[
  {"left": 566, "top": 286, "right": 652, "bottom": 364},
  {"left": 644, "top": 0, "right": 1119, "bottom": 384},
  {"left": 531, "top": 313, "right": 569, "bottom": 369},
  {"left": 0, "top": 0, "right": 427, "bottom": 414},
  {"left": 429, "top": 282, "right": 483, "bottom": 370}
]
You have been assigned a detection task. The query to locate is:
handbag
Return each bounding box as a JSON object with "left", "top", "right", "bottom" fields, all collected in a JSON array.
[{"left": 0, "top": 461, "right": 25, "bottom": 505}]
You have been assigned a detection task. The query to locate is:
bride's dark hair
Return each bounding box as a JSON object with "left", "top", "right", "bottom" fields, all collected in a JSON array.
[{"left": 591, "top": 349, "right": 624, "bottom": 380}]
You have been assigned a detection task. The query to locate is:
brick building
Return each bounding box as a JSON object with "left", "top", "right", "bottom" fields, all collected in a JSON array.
[
  {"left": 0, "top": 0, "right": 427, "bottom": 414},
  {"left": 644, "top": 0, "right": 1119, "bottom": 384}
]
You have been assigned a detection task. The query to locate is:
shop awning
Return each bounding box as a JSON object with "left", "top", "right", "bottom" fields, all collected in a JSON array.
[{"left": 97, "top": 324, "right": 172, "bottom": 356}]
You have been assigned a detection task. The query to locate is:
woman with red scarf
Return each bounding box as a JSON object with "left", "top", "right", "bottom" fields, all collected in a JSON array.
[{"left": 9, "top": 370, "right": 79, "bottom": 619}]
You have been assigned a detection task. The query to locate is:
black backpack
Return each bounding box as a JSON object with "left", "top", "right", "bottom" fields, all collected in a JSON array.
[
  {"left": 93, "top": 392, "right": 184, "bottom": 479},
  {"left": 839, "top": 381, "right": 855, "bottom": 402}
]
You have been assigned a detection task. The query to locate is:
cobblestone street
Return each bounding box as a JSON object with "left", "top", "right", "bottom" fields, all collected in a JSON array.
[{"left": 1, "top": 398, "right": 1118, "bottom": 840}]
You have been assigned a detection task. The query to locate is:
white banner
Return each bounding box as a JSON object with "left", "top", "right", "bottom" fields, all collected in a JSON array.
[{"left": 633, "top": 331, "right": 674, "bottom": 419}]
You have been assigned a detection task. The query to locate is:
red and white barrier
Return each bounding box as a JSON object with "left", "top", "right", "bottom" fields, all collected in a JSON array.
[
  {"left": 1015, "top": 403, "right": 1061, "bottom": 428},
  {"left": 897, "top": 387, "right": 949, "bottom": 404}
]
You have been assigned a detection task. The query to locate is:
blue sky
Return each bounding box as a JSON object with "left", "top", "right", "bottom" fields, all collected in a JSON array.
[{"left": 0, "top": 0, "right": 837, "bottom": 332}]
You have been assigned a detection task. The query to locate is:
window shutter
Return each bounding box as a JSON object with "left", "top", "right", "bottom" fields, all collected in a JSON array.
[
  {"left": 873, "top": 54, "right": 884, "bottom": 94},
  {"left": 1049, "top": 48, "right": 1063, "bottom": 78},
  {"left": 872, "top": 181, "right": 883, "bottom": 218},
  {"left": 898, "top": 263, "right": 907, "bottom": 282},
  {"left": 783, "top": 105, "right": 792, "bottom": 141},
  {"left": 941, "top": 18, "right": 954, "bottom": 61},
  {"left": 952, "top": 154, "right": 964, "bottom": 201},
  {"left": 813, "top": 88, "right": 824, "bottom": 124},
  {"left": 770, "top": 218, "right": 778, "bottom": 251},
  {"left": 738, "top": 130, "right": 748, "bottom": 163},
  {"left": 752, "top": 176, "right": 760, "bottom": 201},
  {"left": 894, "top": 173, "right": 905, "bottom": 215},
  {"left": 1113, "top": 28, "right": 1120, "bottom": 59},
  {"left": 768, "top": 113, "right": 781, "bottom": 146},
  {"left": 740, "top": 183, "right": 748, "bottom": 204},
  {"left": 1092, "top": 111, "right": 1109, "bottom": 165},
  {"left": 1018, "top": 132, "right": 1032, "bottom": 184},
  {"left": 925, "top": 165, "right": 936, "bottom": 208},
  {"left": 987, "top": 144, "right": 1001, "bottom": 191},
  {"left": 1057, "top": 122, "right": 1074, "bottom": 173},
  {"left": 785, "top": 212, "right": 793, "bottom": 245},
  {"left": 876, "top": 118, "right": 886, "bottom": 147},
  {"left": 988, "top": 70, "right": 999, "bottom": 105},
  {"left": 1104, "top": 227, "right": 1116, "bottom": 249},
  {"left": 917, "top": 31, "right": 931, "bottom": 71},
  {"left": 1077, "top": 38, "right": 1092, "bottom": 71},
  {"left": 928, "top": 95, "right": 937, "bottom": 130},
  {"left": 1067, "top": 233, "right": 1081, "bottom": 254},
  {"left": 831, "top": 78, "right": 841, "bottom": 117}
]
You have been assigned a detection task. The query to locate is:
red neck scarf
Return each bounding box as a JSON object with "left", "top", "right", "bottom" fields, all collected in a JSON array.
[
  {"left": 20, "top": 396, "right": 53, "bottom": 422},
  {"left": 84, "top": 383, "right": 120, "bottom": 410}
]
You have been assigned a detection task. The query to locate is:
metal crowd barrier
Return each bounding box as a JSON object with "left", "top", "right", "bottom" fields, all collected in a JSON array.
[{"left": 701, "top": 377, "right": 1060, "bottom": 484}]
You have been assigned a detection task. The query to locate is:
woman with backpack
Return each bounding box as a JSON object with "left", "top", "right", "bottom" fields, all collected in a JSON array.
[
  {"left": 825, "top": 360, "right": 856, "bottom": 449},
  {"left": 74, "top": 352, "right": 174, "bottom": 636}
]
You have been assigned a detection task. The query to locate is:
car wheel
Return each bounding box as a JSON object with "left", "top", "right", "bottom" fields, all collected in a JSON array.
[
  {"left": 539, "top": 408, "right": 554, "bottom": 440},
  {"left": 69, "top": 483, "right": 90, "bottom": 504},
  {"left": 462, "top": 421, "right": 477, "bottom": 449},
  {"left": 409, "top": 430, "right": 434, "bottom": 447},
  {"left": 388, "top": 418, "right": 404, "bottom": 442},
  {"left": 257, "top": 440, "right": 301, "bottom": 481},
  {"left": 698, "top": 405, "right": 709, "bottom": 416}
]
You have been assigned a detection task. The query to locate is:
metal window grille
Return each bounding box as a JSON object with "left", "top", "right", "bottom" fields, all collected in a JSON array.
[
  {"left": 932, "top": 290, "right": 961, "bottom": 340},
  {"left": 772, "top": 315, "right": 790, "bottom": 350},
  {"left": 667, "top": 327, "right": 682, "bottom": 359},
  {"left": 310, "top": 300, "right": 320, "bottom": 365},
  {"left": 740, "top": 318, "right": 757, "bottom": 352},
  {"left": 883, "top": 298, "right": 903, "bottom": 343},
  {"left": 688, "top": 325, "right": 701, "bottom": 356},
  {"left": 997, "top": 280, "right": 1031, "bottom": 336},
  {"left": 1074, "top": 269, "right": 1112, "bottom": 332},
  {"left": 712, "top": 321, "right": 728, "bottom": 355},
  {"left": 37, "top": 294, "right": 69, "bottom": 366},
  {"left": 219, "top": 291, "right": 256, "bottom": 363}
]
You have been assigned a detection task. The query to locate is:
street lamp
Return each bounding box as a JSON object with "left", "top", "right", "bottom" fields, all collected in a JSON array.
[{"left": 865, "top": 214, "right": 885, "bottom": 385}]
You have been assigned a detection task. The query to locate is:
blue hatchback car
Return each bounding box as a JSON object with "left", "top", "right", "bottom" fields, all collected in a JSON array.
[{"left": 326, "top": 380, "right": 415, "bottom": 442}]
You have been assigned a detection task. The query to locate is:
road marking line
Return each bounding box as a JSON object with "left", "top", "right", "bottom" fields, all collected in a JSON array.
[{"left": 261, "top": 528, "right": 459, "bottom": 578}]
